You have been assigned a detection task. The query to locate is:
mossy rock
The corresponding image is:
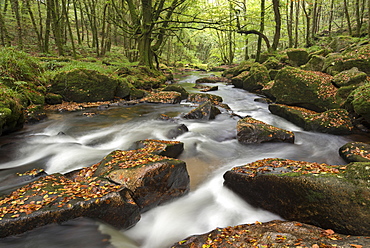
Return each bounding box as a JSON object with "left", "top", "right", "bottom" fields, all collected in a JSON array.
[
  {"left": 25, "top": 104, "right": 47, "bottom": 123},
  {"left": 115, "top": 78, "right": 131, "bottom": 99},
  {"left": 141, "top": 91, "right": 182, "bottom": 104},
  {"left": 332, "top": 67, "right": 367, "bottom": 88},
  {"left": 269, "top": 104, "right": 355, "bottom": 135},
  {"left": 237, "top": 117, "right": 294, "bottom": 144},
  {"left": 262, "top": 56, "right": 284, "bottom": 70},
  {"left": 49, "top": 68, "right": 119, "bottom": 102},
  {"left": 129, "top": 88, "right": 146, "bottom": 100},
  {"left": 221, "top": 61, "right": 254, "bottom": 78},
  {"left": 339, "top": 142, "right": 370, "bottom": 163},
  {"left": 0, "top": 85, "right": 24, "bottom": 135},
  {"left": 269, "top": 66, "right": 340, "bottom": 112},
  {"left": 301, "top": 55, "right": 325, "bottom": 71},
  {"left": 45, "top": 93, "right": 63, "bottom": 105},
  {"left": 224, "top": 158, "right": 370, "bottom": 235},
  {"left": 183, "top": 101, "right": 221, "bottom": 120},
  {"left": 117, "top": 66, "right": 166, "bottom": 90},
  {"left": 231, "top": 63, "right": 271, "bottom": 93},
  {"left": 336, "top": 84, "right": 358, "bottom": 104},
  {"left": 162, "top": 84, "right": 189, "bottom": 100},
  {"left": 345, "top": 83, "right": 370, "bottom": 124},
  {"left": 186, "top": 93, "right": 223, "bottom": 104},
  {"left": 286, "top": 48, "right": 309, "bottom": 66},
  {"left": 328, "top": 36, "right": 359, "bottom": 52}
]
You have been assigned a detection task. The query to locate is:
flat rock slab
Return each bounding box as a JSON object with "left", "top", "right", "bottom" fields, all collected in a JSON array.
[
  {"left": 223, "top": 158, "right": 370, "bottom": 236},
  {"left": 269, "top": 104, "right": 355, "bottom": 134},
  {"left": 339, "top": 141, "right": 370, "bottom": 163},
  {"left": 171, "top": 220, "right": 370, "bottom": 248},
  {"left": 237, "top": 117, "right": 294, "bottom": 144},
  {"left": 140, "top": 91, "right": 182, "bottom": 104},
  {"left": 0, "top": 174, "right": 140, "bottom": 238}
]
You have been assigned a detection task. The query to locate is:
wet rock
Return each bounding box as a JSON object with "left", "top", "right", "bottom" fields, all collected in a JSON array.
[
  {"left": 166, "top": 124, "right": 189, "bottom": 139},
  {"left": 186, "top": 93, "right": 223, "bottom": 104},
  {"left": 0, "top": 173, "right": 140, "bottom": 238},
  {"left": 332, "top": 67, "right": 367, "bottom": 88},
  {"left": 183, "top": 101, "right": 221, "bottom": 120},
  {"left": 339, "top": 141, "right": 370, "bottom": 162},
  {"left": 140, "top": 91, "right": 182, "bottom": 104},
  {"left": 171, "top": 220, "right": 370, "bottom": 248},
  {"left": 269, "top": 66, "right": 340, "bottom": 112},
  {"left": 286, "top": 48, "right": 309, "bottom": 66},
  {"left": 131, "top": 139, "right": 185, "bottom": 158},
  {"left": 237, "top": 117, "right": 294, "bottom": 144},
  {"left": 162, "top": 85, "right": 189, "bottom": 100},
  {"left": 231, "top": 63, "right": 271, "bottom": 93},
  {"left": 223, "top": 158, "right": 370, "bottom": 235},
  {"left": 92, "top": 140, "right": 189, "bottom": 212},
  {"left": 268, "top": 104, "right": 355, "bottom": 134},
  {"left": 195, "top": 76, "right": 226, "bottom": 84},
  {"left": 221, "top": 61, "right": 254, "bottom": 78},
  {"left": 193, "top": 85, "right": 218, "bottom": 92}
]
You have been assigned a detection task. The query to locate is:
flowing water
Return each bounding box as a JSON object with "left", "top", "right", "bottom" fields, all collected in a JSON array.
[{"left": 0, "top": 72, "right": 360, "bottom": 247}]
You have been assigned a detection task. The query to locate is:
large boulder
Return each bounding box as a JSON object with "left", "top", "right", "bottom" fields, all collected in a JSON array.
[
  {"left": 268, "top": 104, "right": 355, "bottom": 134},
  {"left": 221, "top": 61, "right": 254, "bottom": 78},
  {"left": 49, "top": 68, "right": 121, "bottom": 102},
  {"left": 237, "top": 117, "right": 294, "bottom": 144},
  {"left": 345, "top": 83, "right": 370, "bottom": 124},
  {"left": 231, "top": 63, "right": 271, "bottom": 93},
  {"left": 0, "top": 173, "right": 140, "bottom": 238},
  {"left": 269, "top": 66, "right": 340, "bottom": 112},
  {"left": 171, "top": 220, "right": 370, "bottom": 248},
  {"left": 339, "top": 141, "right": 370, "bottom": 163},
  {"left": 186, "top": 93, "right": 223, "bottom": 104},
  {"left": 301, "top": 55, "right": 325, "bottom": 71},
  {"left": 183, "top": 101, "right": 221, "bottom": 120},
  {"left": 162, "top": 85, "right": 189, "bottom": 100},
  {"left": 286, "top": 48, "right": 309, "bottom": 66},
  {"left": 223, "top": 158, "right": 370, "bottom": 235},
  {"left": 332, "top": 67, "right": 367, "bottom": 88},
  {"left": 90, "top": 139, "right": 189, "bottom": 212}
]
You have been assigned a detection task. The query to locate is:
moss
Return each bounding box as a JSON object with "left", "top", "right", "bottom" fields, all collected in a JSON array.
[
  {"left": 45, "top": 93, "right": 63, "bottom": 105},
  {"left": 347, "top": 83, "right": 370, "bottom": 123},
  {"left": 286, "top": 48, "right": 309, "bottom": 66},
  {"left": 162, "top": 85, "right": 188, "bottom": 100}
]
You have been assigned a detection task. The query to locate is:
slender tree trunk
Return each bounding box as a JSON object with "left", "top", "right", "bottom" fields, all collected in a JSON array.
[
  {"left": 272, "top": 0, "right": 281, "bottom": 50},
  {"left": 287, "top": 0, "right": 294, "bottom": 48},
  {"left": 256, "top": 0, "right": 265, "bottom": 61},
  {"left": 328, "top": 0, "right": 334, "bottom": 36},
  {"left": 343, "top": 0, "right": 352, "bottom": 35},
  {"left": 294, "top": 0, "right": 299, "bottom": 47},
  {"left": 368, "top": 0, "right": 370, "bottom": 37},
  {"left": 10, "top": 0, "right": 23, "bottom": 49},
  {"left": 62, "top": 0, "right": 76, "bottom": 58},
  {"left": 26, "top": 0, "right": 44, "bottom": 51},
  {"left": 73, "top": 0, "right": 81, "bottom": 44},
  {"left": 302, "top": 0, "right": 312, "bottom": 47}
]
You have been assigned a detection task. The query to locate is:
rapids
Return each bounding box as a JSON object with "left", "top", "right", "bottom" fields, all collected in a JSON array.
[{"left": 0, "top": 72, "right": 356, "bottom": 247}]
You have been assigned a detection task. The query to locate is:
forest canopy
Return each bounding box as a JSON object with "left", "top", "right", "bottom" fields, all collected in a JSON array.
[{"left": 0, "top": 0, "right": 369, "bottom": 68}]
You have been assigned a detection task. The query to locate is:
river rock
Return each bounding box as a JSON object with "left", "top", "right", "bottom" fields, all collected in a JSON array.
[
  {"left": 195, "top": 76, "right": 226, "bottom": 84},
  {"left": 268, "top": 104, "right": 355, "bottom": 134},
  {"left": 345, "top": 83, "right": 370, "bottom": 125},
  {"left": 286, "top": 48, "right": 309, "bottom": 66},
  {"left": 186, "top": 93, "right": 223, "bottom": 104},
  {"left": 301, "top": 55, "right": 325, "bottom": 71},
  {"left": 166, "top": 124, "right": 189, "bottom": 139},
  {"left": 268, "top": 66, "right": 340, "bottom": 112},
  {"left": 223, "top": 158, "right": 370, "bottom": 235},
  {"left": 237, "top": 117, "right": 294, "bottom": 144},
  {"left": 90, "top": 139, "right": 189, "bottom": 212},
  {"left": 332, "top": 67, "right": 367, "bottom": 88},
  {"left": 162, "top": 85, "right": 189, "bottom": 100},
  {"left": 231, "top": 63, "right": 271, "bottom": 93},
  {"left": 130, "top": 139, "right": 185, "bottom": 158},
  {"left": 339, "top": 141, "right": 370, "bottom": 163},
  {"left": 222, "top": 61, "right": 254, "bottom": 78},
  {"left": 193, "top": 85, "right": 218, "bottom": 92},
  {"left": 49, "top": 68, "right": 122, "bottom": 102},
  {"left": 171, "top": 220, "right": 370, "bottom": 248},
  {"left": 0, "top": 173, "right": 140, "bottom": 238},
  {"left": 140, "top": 91, "right": 182, "bottom": 104},
  {"left": 183, "top": 101, "right": 221, "bottom": 120}
]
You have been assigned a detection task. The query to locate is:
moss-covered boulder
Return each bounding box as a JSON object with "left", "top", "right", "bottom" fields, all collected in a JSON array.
[
  {"left": 286, "top": 48, "right": 309, "bottom": 66},
  {"left": 268, "top": 104, "right": 355, "bottom": 134},
  {"left": 116, "top": 66, "right": 166, "bottom": 90},
  {"left": 195, "top": 76, "right": 226, "bottom": 84},
  {"left": 231, "top": 63, "right": 271, "bottom": 93},
  {"left": 237, "top": 117, "right": 294, "bottom": 144},
  {"left": 221, "top": 61, "right": 254, "bottom": 78},
  {"left": 45, "top": 93, "right": 63, "bottom": 105},
  {"left": 0, "top": 173, "right": 140, "bottom": 238},
  {"left": 49, "top": 68, "right": 120, "bottom": 102},
  {"left": 345, "top": 83, "right": 370, "bottom": 124},
  {"left": 171, "top": 220, "right": 370, "bottom": 248},
  {"left": 162, "top": 84, "right": 189, "bottom": 100},
  {"left": 140, "top": 91, "right": 182, "bottom": 104},
  {"left": 339, "top": 141, "right": 370, "bottom": 163},
  {"left": 262, "top": 56, "right": 284, "bottom": 70},
  {"left": 332, "top": 67, "right": 367, "bottom": 88},
  {"left": 301, "top": 55, "right": 325, "bottom": 71},
  {"left": 269, "top": 67, "right": 340, "bottom": 112},
  {"left": 223, "top": 158, "right": 370, "bottom": 235},
  {"left": 90, "top": 139, "right": 189, "bottom": 212},
  {"left": 0, "top": 85, "right": 24, "bottom": 135},
  {"left": 183, "top": 101, "right": 221, "bottom": 120}
]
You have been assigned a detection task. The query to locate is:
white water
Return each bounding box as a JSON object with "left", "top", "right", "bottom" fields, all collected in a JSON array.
[{"left": 0, "top": 72, "right": 355, "bottom": 247}]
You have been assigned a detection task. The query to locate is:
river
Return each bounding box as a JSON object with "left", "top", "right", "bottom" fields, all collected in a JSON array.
[{"left": 0, "top": 71, "right": 356, "bottom": 247}]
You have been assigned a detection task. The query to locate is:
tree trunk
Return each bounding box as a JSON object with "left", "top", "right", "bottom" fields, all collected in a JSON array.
[
  {"left": 256, "top": 0, "right": 265, "bottom": 61},
  {"left": 302, "top": 0, "right": 312, "bottom": 47},
  {"left": 10, "top": 0, "right": 23, "bottom": 49},
  {"left": 343, "top": 0, "right": 352, "bottom": 35},
  {"left": 287, "top": 0, "right": 294, "bottom": 48},
  {"left": 272, "top": 0, "right": 281, "bottom": 50},
  {"left": 294, "top": 0, "right": 299, "bottom": 47},
  {"left": 328, "top": 0, "right": 335, "bottom": 36}
]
